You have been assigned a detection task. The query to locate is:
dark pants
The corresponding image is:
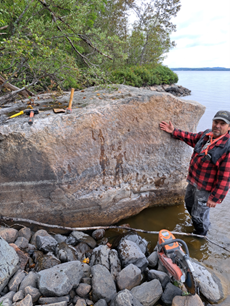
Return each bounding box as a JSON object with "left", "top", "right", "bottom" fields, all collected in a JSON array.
[{"left": 184, "top": 183, "right": 211, "bottom": 235}]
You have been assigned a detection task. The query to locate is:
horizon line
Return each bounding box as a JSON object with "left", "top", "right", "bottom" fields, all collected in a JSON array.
[{"left": 169, "top": 67, "right": 230, "bottom": 70}]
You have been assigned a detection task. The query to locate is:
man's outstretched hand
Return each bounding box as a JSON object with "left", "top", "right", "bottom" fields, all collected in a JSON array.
[{"left": 159, "top": 121, "right": 174, "bottom": 134}]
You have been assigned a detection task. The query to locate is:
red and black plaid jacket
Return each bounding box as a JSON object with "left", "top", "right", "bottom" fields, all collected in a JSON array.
[{"left": 172, "top": 128, "right": 230, "bottom": 203}]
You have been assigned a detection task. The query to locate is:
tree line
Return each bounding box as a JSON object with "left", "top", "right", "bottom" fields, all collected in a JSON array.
[{"left": 0, "top": 0, "right": 180, "bottom": 97}]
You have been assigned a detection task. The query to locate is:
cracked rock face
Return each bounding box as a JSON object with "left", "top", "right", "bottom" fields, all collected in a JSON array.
[{"left": 0, "top": 85, "right": 205, "bottom": 227}]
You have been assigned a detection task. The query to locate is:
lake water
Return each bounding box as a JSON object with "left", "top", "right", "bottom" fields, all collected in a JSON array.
[
  {"left": 175, "top": 71, "right": 230, "bottom": 132},
  {"left": 112, "top": 71, "right": 230, "bottom": 305}
]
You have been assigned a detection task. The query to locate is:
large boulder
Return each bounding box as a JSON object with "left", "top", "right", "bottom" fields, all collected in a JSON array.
[
  {"left": 0, "top": 227, "right": 18, "bottom": 243},
  {"left": 110, "top": 289, "right": 143, "bottom": 306},
  {"left": 192, "top": 260, "right": 225, "bottom": 303},
  {"left": 118, "top": 239, "right": 148, "bottom": 272},
  {"left": 38, "top": 261, "right": 84, "bottom": 296},
  {"left": 131, "top": 279, "right": 163, "bottom": 306},
  {"left": 0, "top": 85, "right": 205, "bottom": 227},
  {"left": 91, "top": 264, "right": 117, "bottom": 303}
]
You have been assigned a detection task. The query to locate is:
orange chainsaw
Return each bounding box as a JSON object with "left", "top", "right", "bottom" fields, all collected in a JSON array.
[{"left": 157, "top": 229, "right": 197, "bottom": 295}]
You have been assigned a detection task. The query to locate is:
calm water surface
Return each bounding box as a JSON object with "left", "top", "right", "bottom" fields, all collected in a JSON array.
[
  {"left": 112, "top": 72, "right": 230, "bottom": 305},
  {"left": 176, "top": 71, "right": 230, "bottom": 131}
]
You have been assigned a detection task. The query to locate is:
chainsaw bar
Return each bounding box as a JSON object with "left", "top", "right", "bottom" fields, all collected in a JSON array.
[
  {"left": 173, "top": 248, "right": 197, "bottom": 295},
  {"left": 184, "top": 270, "right": 197, "bottom": 295}
]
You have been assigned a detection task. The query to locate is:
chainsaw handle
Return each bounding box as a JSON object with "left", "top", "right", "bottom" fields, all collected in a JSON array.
[
  {"left": 158, "top": 238, "right": 190, "bottom": 256},
  {"left": 68, "top": 88, "right": 74, "bottom": 109},
  {"left": 28, "top": 111, "right": 34, "bottom": 125}
]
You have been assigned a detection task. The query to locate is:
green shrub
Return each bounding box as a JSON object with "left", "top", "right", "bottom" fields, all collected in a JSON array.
[
  {"left": 110, "top": 67, "right": 143, "bottom": 87},
  {"left": 110, "top": 65, "right": 178, "bottom": 87},
  {"left": 153, "top": 65, "right": 178, "bottom": 84}
]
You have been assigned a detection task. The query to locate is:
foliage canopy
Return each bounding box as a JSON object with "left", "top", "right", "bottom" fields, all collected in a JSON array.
[
  {"left": 0, "top": 0, "right": 181, "bottom": 92},
  {"left": 112, "top": 65, "right": 178, "bottom": 87}
]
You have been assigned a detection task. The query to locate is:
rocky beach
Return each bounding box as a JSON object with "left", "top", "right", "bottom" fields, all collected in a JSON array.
[
  {"left": 0, "top": 225, "right": 226, "bottom": 306},
  {"left": 142, "top": 84, "right": 191, "bottom": 97}
]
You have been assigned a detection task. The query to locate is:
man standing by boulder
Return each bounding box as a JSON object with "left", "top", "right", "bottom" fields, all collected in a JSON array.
[{"left": 159, "top": 110, "right": 230, "bottom": 236}]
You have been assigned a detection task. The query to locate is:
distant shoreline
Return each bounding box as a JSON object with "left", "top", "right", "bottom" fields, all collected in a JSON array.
[{"left": 171, "top": 67, "right": 230, "bottom": 71}]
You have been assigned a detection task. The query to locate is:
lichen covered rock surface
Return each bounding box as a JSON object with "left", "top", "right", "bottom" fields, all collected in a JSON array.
[{"left": 0, "top": 85, "right": 205, "bottom": 226}]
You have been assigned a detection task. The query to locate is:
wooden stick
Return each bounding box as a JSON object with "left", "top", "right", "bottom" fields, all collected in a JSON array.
[
  {"left": 0, "top": 215, "right": 229, "bottom": 253},
  {"left": 0, "top": 75, "right": 33, "bottom": 97}
]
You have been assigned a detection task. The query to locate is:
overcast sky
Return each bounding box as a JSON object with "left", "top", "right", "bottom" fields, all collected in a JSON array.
[{"left": 163, "top": 0, "right": 230, "bottom": 68}]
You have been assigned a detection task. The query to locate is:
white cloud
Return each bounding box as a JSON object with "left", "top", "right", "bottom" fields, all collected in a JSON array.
[{"left": 163, "top": 0, "right": 230, "bottom": 68}]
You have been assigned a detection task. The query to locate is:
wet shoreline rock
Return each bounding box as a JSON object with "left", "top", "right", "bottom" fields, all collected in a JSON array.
[
  {"left": 143, "top": 84, "right": 191, "bottom": 97},
  {"left": 0, "top": 237, "right": 20, "bottom": 292},
  {"left": 0, "top": 225, "right": 226, "bottom": 306}
]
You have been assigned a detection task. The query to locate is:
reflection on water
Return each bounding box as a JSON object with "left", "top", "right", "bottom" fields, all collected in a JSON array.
[
  {"left": 110, "top": 192, "right": 230, "bottom": 305},
  {"left": 116, "top": 203, "right": 209, "bottom": 260}
]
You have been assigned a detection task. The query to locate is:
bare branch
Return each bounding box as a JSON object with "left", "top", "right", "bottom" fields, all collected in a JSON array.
[
  {"left": 0, "top": 75, "right": 33, "bottom": 97},
  {"left": 0, "top": 25, "right": 8, "bottom": 31},
  {"left": 36, "top": 0, "right": 107, "bottom": 83},
  {"left": 58, "top": 16, "right": 113, "bottom": 60},
  {"left": 37, "top": 0, "right": 92, "bottom": 67},
  {"left": 12, "top": 0, "right": 35, "bottom": 33},
  {"left": 0, "top": 80, "right": 37, "bottom": 105},
  {"left": 22, "top": 5, "right": 44, "bottom": 29},
  {"left": 37, "top": 0, "right": 112, "bottom": 60},
  {"left": 0, "top": 215, "right": 229, "bottom": 253}
]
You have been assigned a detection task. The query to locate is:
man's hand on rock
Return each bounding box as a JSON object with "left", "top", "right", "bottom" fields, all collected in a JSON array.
[{"left": 159, "top": 121, "right": 174, "bottom": 134}]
